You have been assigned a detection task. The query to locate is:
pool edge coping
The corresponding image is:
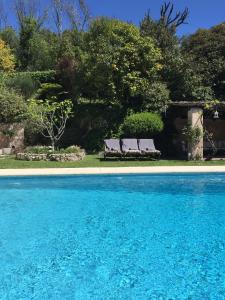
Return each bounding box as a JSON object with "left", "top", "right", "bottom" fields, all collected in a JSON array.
[{"left": 1, "top": 166, "right": 225, "bottom": 176}]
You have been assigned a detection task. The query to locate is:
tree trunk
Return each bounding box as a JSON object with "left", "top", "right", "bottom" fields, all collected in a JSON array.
[{"left": 51, "top": 139, "right": 55, "bottom": 152}]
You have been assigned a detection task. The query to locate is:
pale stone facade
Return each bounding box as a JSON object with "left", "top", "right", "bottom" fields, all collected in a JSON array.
[{"left": 187, "top": 108, "right": 203, "bottom": 160}]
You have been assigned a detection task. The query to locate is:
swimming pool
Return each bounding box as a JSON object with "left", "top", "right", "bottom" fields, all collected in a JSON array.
[{"left": 1, "top": 173, "right": 225, "bottom": 299}]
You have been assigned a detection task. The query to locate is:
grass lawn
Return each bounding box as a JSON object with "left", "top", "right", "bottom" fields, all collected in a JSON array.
[{"left": 0, "top": 154, "right": 225, "bottom": 168}]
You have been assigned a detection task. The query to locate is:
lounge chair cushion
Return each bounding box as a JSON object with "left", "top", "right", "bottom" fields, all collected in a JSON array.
[
  {"left": 139, "top": 139, "right": 161, "bottom": 154},
  {"left": 121, "top": 139, "right": 140, "bottom": 155},
  {"left": 104, "top": 139, "right": 121, "bottom": 153}
]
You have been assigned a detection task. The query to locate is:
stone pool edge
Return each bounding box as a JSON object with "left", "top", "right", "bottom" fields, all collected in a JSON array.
[{"left": 0, "top": 166, "right": 225, "bottom": 176}]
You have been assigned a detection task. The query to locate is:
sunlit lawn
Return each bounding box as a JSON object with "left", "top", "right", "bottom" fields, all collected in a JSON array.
[{"left": 0, "top": 154, "right": 225, "bottom": 168}]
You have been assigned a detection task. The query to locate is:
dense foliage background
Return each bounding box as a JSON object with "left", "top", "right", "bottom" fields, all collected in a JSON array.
[{"left": 0, "top": 0, "right": 224, "bottom": 151}]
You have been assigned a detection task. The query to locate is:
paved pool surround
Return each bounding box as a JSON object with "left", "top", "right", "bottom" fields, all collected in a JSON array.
[{"left": 0, "top": 166, "right": 225, "bottom": 176}]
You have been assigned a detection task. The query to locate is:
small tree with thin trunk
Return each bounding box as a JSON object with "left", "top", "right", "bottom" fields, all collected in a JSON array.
[{"left": 28, "top": 97, "right": 73, "bottom": 151}]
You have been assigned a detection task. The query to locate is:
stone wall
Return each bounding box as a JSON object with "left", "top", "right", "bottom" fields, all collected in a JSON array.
[{"left": 0, "top": 123, "right": 24, "bottom": 153}]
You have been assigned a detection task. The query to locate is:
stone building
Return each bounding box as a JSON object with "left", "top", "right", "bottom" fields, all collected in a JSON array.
[{"left": 168, "top": 102, "right": 225, "bottom": 160}]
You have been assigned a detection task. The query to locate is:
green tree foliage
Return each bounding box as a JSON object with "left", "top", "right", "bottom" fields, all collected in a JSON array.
[
  {"left": 56, "top": 29, "right": 85, "bottom": 97},
  {"left": 0, "top": 27, "right": 19, "bottom": 55},
  {"left": 141, "top": 81, "right": 170, "bottom": 112},
  {"left": 140, "top": 10, "right": 179, "bottom": 51},
  {"left": 182, "top": 23, "right": 225, "bottom": 100},
  {"left": 121, "top": 112, "right": 164, "bottom": 138},
  {"left": 174, "top": 67, "right": 215, "bottom": 101},
  {"left": 28, "top": 30, "right": 58, "bottom": 70},
  {"left": 78, "top": 18, "right": 162, "bottom": 108}
]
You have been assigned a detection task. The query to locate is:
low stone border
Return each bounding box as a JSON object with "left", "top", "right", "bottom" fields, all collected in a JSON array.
[
  {"left": 16, "top": 153, "right": 48, "bottom": 161},
  {"left": 16, "top": 151, "right": 85, "bottom": 162},
  {"left": 48, "top": 152, "right": 85, "bottom": 162}
]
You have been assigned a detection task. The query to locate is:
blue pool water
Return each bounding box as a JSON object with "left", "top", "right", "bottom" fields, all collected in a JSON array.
[{"left": 1, "top": 174, "right": 225, "bottom": 299}]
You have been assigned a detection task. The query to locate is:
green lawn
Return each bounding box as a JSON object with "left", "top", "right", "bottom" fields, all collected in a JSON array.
[{"left": 0, "top": 154, "right": 225, "bottom": 168}]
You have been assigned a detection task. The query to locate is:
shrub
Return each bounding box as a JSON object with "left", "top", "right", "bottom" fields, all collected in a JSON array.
[
  {"left": 25, "top": 146, "right": 53, "bottom": 154},
  {"left": 182, "top": 125, "right": 203, "bottom": 147},
  {"left": 4, "top": 74, "right": 38, "bottom": 99},
  {"left": 121, "top": 112, "right": 164, "bottom": 138},
  {"left": 36, "top": 83, "right": 64, "bottom": 100},
  {"left": 63, "top": 145, "right": 82, "bottom": 154},
  {"left": 2, "top": 71, "right": 56, "bottom": 99},
  {"left": 0, "top": 87, "right": 27, "bottom": 123}
]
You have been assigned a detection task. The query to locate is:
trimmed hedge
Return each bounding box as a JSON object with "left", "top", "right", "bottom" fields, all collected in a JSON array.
[
  {"left": 121, "top": 112, "right": 164, "bottom": 138},
  {"left": 6, "top": 70, "right": 56, "bottom": 83},
  {"left": 0, "top": 70, "right": 57, "bottom": 100}
]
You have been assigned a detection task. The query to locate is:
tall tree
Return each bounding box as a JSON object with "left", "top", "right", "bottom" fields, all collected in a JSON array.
[
  {"left": 65, "top": 0, "right": 90, "bottom": 31},
  {"left": 17, "top": 16, "right": 40, "bottom": 70},
  {"left": 160, "top": 1, "right": 189, "bottom": 32},
  {"left": 140, "top": 2, "right": 189, "bottom": 101},
  {"left": 0, "top": 1, "right": 8, "bottom": 29},
  {"left": 15, "top": 0, "right": 48, "bottom": 70},
  {"left": 14, "top": 0, "right": 47, "bottom": 30},
  {"left": 28, "top": 29, "right": 59, "bottom": 70},
  {"left": 52, "top": 0, "right": 64, "bottom": 37}
]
